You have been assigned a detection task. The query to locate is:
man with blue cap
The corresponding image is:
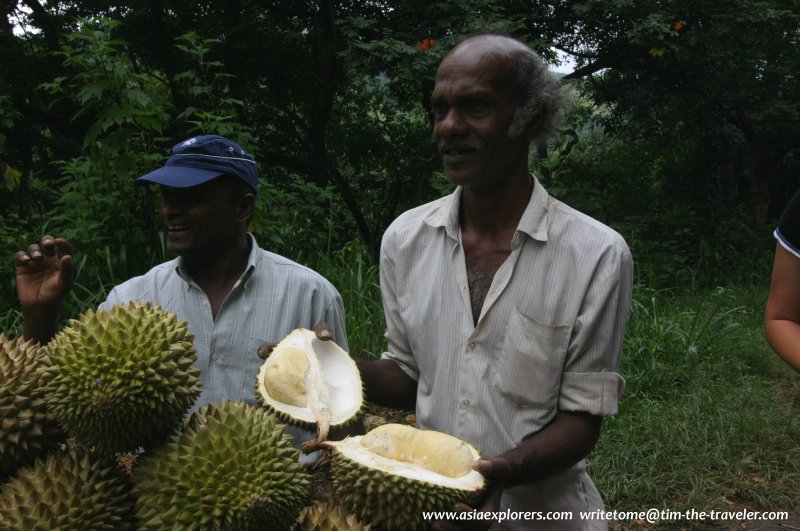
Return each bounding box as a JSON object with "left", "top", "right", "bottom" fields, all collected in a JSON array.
[{"left": 13, "top": 135, "right": 348, "bottom": 456}]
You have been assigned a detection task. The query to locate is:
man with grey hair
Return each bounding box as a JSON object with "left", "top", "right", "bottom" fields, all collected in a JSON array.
[{"left": 356, "top": 34, "right": 633, "bottom": 529}]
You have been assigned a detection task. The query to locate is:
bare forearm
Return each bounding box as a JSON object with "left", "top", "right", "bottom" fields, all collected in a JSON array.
[
  {"left": 765, "top": 320, "right": 800, "bottom": 372},
  {"left": 355, "top": 358, "right": 417, "bottom": 411},
  {"left": 488, "top": 411, "right": 602, "bottom": 488},
  {"left": 22, "top": 307, "right": 60, "bottom": 345},
  {"left": 765, "top": 244, "right": 800, "bottom": 372}
]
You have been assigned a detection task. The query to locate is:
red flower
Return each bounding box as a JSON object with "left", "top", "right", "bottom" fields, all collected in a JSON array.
[
  {"left": 417, "top": 38, "right": 438, "bottom": 52},
  {"left": 673, "top": 21, "right": 685, "bottom": 31}
]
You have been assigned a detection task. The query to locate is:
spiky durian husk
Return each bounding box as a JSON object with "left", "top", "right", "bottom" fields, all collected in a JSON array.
[
  {"left": 254, "top": 328, "right": 364, "bottom": 437},
  {"left": 327, "top": 445, "right": 484, "bottom": 531},
  {"left": 0, "top": 333, "right": 64, "bottom": 481},
  {"left": 255, "top": 381, "right": 366, "bottom": 431},
  {"left": 296, "top": 498, "right": 372, "bottom": 531},
  {"left": 41, "top": 301, "right": 201, "bottom": 455},
  {"left": 0, "top": 448, "right": 136, "bottom": 530},
  {"left": 133, "top": 400, "right": 313, "bottom": 530}
]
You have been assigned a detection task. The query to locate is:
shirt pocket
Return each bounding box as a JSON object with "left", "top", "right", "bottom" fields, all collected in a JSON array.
[{"left": 491, "top": 308, "right": 571, "bottom": 408}]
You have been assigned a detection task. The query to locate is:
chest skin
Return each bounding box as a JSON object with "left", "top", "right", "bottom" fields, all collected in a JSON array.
[{"left": 463, "top": 231, "right": 513, "bottom": 325}]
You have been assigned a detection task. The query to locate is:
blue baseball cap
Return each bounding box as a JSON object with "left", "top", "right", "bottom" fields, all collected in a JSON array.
[{"left": 136, "top": 135, "right": 258, "bottom": 194}]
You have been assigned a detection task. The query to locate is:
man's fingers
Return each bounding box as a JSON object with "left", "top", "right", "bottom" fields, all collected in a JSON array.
[
  {"left": 12, "top": 250, "right": 29, "bottom": 267},
  {"left": 453, "top": 503, "right": 474, "bottom": 514},
  {"left": 259, "top": 324, "right": 330, "bottom": 360},
  {"left": 60, "top": 254, "right": 75, "bottom": 290},
  {"left": 473, "top": 456, "right": 511, "bottom": 479},
  {"left": 41, "top": 236, "right": 73, "bottom": 257},
  {"left": 52, "top": 237, "right": 73, "bottom": 256},
  {"left": 26, "top": 243, "right": 42, "bottom": 259},
  {"left": 313, "top": 322, "right": 332, "bottom": 341},
  {"left": 16, "top": 237, "right": 73, "bottom": 266},
  {"left": 40, "top": 235, "right": 57, "bottom": 256},
  {"left": 257, "top": 342, "right": 279, "bottom": 360}
]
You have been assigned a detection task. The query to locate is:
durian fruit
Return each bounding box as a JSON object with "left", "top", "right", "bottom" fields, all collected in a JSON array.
[
  {"left": 324, "top": 424, "right": 486, "bottom": 530},
  {"left": 255, "top": 328, "right": 362, "bottom": 447},
  {"left": 295, "top": 470, "right": 371, "bottom": 531},
  {"left": 41, "top": 301, "right": 201, "bottom": 455},
  {"left": 0, "top": 333, "right": 64, "bottom": 481},
  {"left": 0, "top": 448, "right": 136, "bottom": 530},
  {"left": 133, "top": 400, "right": 312, "bottom": 530},
  {"left": 296, "top": 491, "right": 372, "bottom": 531}
]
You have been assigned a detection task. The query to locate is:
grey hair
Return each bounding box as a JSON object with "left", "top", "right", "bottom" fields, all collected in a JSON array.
[{"left": 505, "top": 45, "right": 568, "bottom": 141}]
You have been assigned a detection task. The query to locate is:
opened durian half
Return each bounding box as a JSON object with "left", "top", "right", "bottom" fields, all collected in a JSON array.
[
  {"left": 255, "top": 328, "right": 362, "bottom": 446},
  {"left": 324, "top": 423, "right": 486, "bottom": 530}
]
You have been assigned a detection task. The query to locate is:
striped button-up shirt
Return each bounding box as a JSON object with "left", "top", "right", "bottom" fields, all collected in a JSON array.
[
  {"left": 101, "top": 234, "right": 348, "bottom": 411},
  {"left": 381, "top": 178, "right": 632, "bottom": 529}
]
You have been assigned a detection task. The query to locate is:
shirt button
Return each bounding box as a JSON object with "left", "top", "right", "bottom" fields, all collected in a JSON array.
[
  {"left": 201, "top": 300, "right": 209, "bottom": 306},
  {"left": 469, "top": 342, "right": 476, "bottom": 350},
  {"left": 462, "top": 399, "right": 470, "bottom": 407}
]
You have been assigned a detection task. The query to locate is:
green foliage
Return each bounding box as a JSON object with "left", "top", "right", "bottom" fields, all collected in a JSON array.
[
  {"left": 33, "top": 18, "right": 170, "bottom": 313},
  {"left": 173, "top": 32, "right": 251, "bottom": 140},
  {"left": 307, "top": 245, "right": 385, "bottom": 358},
  {"left": 3, "top": 0, "right": 798, "bottom": 297},
  {"left": 49, "top": 19, "right": 169, "bottom": 152},
  {"left": 622, "top": 287, "right": 752, "bottom": 400},
  {"left": 552, "top": 120, "right": 776, "bottom": 287},
  {"left": 251, "top": 177, "right": 338, "bottom": 258},
  {"left": 592, "top": 284, "right": 800, "bottom": 512}
]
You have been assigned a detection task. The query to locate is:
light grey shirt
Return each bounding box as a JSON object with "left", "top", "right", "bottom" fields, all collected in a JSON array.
[
  {"left": 381, "top": 179, "right": 632, "bottom": 529},
  {"left": 101, "top": 233, "right": 348, "bottom": 411}
]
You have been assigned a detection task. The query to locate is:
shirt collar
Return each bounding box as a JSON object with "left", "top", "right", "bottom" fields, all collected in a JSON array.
[
  {"left": 423, "top": 187, "right": 463, "bottom": 241},
  {"left": 175, "top": 233, "right": 259, "bottom": 283},
  {"left": 423, "top": 176, "right": 550, "bottom": 243},
  {"left": 517, "top": 175, "right": 549, "bottom": 242}
]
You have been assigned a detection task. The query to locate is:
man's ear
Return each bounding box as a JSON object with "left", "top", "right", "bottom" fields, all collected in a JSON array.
[{"left": 237, "top": 193, "right": 256, "bottom": 223}]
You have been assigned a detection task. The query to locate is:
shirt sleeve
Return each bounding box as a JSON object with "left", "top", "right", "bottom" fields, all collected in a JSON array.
[
  {"left": 99, "top": 281, "right": 135, "bottom": 311},
  {"left": 378, "top": 228, "right": 420, "bottom": 382},
  {"left": 558, "top": 239, "right": 633, "bottom": 416},
  {"left": 775, "top": 189, "right": 800, "bottom": 258}
]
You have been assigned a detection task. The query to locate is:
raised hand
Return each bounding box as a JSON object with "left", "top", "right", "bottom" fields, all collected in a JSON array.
[{"left": 13, "top": 235, "right": 74, "bottom": 343}]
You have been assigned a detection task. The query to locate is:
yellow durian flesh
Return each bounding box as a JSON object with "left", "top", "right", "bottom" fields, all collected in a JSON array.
[
  {"left": 325, "top": 425, "right": 485, "bottom": 530},
  {"left": 264, "top": 346, "right": 310, "bottom": 408},
  {"left": 255, "top": 329, "right": 363, "bottom": 438},
  {"left": 360, "top": 423, "right": 475, "bottom": 478}
]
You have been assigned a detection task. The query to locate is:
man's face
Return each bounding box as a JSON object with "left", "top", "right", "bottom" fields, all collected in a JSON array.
[
  {"left": 431, "top": 43, "right": 530, "bottom": 188},
  {"left": 159, "top": 177, "right": 243, "bottom": 258}
]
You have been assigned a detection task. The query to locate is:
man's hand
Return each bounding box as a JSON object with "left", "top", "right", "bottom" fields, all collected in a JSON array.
[
  {"left": 14, "top": 236, "right": 74, "bottom": 310},
  {"left": 257, "top": 322, "right": 333, "bottom": 360},
  {"left": 14, "top": 236, "right": 74, "bottom": 344},
  {"left": 434, "top": 411, "right": 603, "bottom": 529}
]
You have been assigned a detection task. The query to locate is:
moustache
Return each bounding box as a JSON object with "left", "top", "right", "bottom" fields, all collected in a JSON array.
[{"left": 435, "top": 141, "right": 479, "bottom": 154}]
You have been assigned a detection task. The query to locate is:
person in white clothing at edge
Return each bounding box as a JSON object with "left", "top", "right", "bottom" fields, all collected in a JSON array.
[
  {"left": 354, "top": 34, "right": 634, "bottom": 530},
  {"left": 13, "top": 134, "right": 347, "bottom": 460}
]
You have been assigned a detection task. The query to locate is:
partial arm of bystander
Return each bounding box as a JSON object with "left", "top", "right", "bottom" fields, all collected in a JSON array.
[{"left": 765, "top": 243, "right": 800, "bottom": 372}]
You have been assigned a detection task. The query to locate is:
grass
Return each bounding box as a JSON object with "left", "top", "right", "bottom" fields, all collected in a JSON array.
[
  {"left": 2, "top": 247, "right": 797, "bottom": 525},
  {"left": 591, "top": 284, "right": 800, "bottom": 525}
]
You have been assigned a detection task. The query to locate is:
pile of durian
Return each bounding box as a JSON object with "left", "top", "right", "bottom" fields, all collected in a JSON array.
[{"left": 0, "top": 302, "right": 485, "bottom": 530}]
